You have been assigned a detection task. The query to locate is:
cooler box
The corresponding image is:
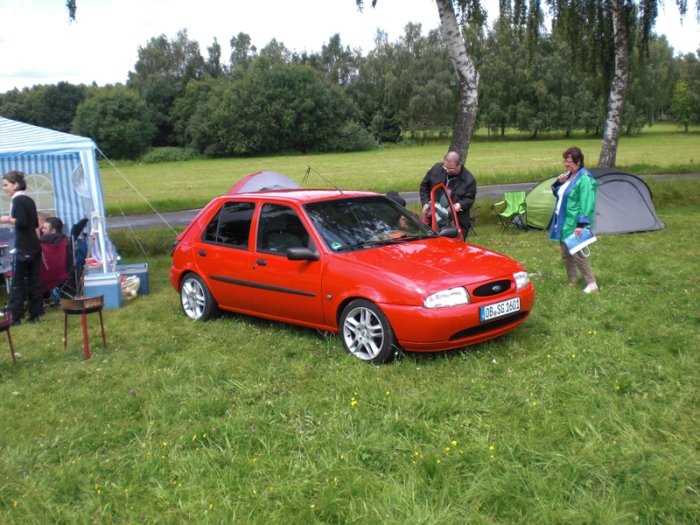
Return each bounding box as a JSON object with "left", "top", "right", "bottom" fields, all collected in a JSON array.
[
  {"left": 84, "top": 271, "right": 122, "bottom": 309},
  {"left": 116, "top": 263, "right": 149, "bottom": 295}
]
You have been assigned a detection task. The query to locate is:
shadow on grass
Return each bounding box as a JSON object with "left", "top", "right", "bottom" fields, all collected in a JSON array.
[{"left": 214, "top": 308, "right": 519, "bottom": 366}]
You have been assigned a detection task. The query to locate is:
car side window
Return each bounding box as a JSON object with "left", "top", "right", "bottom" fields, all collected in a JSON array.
[
  {"left": 203, "top": 201, "right": 255, "bottom": 249},
  {"left": 257, "top": 203, "right": 313, "bottom": 255}
]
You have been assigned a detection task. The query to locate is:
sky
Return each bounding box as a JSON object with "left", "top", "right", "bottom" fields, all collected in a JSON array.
[{"left": 0, "top": 0, "right": 698, "bottom": 93}]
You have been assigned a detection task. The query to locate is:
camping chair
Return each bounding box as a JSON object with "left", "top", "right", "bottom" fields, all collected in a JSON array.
[
  {"left": 468, "top": 206, "right": 480, "bottom": 236},
  {"left": 491, "top": 191, "right": 528, "bottom": 232},
  {"left": 40, "top": 236, "right": 71, "bottom": 305},
  {"left": 57, "top": 218, "right": 89, "bottom": 299}
]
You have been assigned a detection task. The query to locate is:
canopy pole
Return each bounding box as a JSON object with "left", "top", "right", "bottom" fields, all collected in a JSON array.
[{"left": 90, "top": 212, "right": 109, "bottom": 273}]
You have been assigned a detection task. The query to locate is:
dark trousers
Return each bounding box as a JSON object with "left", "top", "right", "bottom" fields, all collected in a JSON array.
[{"left": 8, "top": 253, "right": 43, "bottom": 320}]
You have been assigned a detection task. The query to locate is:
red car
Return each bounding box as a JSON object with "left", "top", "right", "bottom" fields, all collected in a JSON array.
[{"left": 170, "top": 173, "right": 535, "bottom": 364}]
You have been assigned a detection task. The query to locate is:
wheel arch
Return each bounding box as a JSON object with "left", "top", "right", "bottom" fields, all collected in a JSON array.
[{"left": 335, "top": 293, "right": 381, "bottom": 328}]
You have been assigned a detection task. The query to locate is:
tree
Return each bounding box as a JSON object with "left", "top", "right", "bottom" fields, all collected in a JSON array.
[
  {"left": 597, "top": 0, "right": 631, "bottom": 166},
  {"left": 173, "top": 57, "right": 370, "bottom": 156},
  {"left": 72, "top": 86, "right": 155, "bottom": 159},
  {"left": 356, "top": 0, "right": 485, "bottom": 161},
  {"left": 398, "top": 24, "right": 457, "bottom": 138},
  {"left": 478, "top": 14, "right": 523, "bottom": 136},
  {"left": 172, "top": 77, "right": 230, "bottom": 155},
  {"left": 343, "top": 23, "right": 456, "bottom": 142},
  {"left": 674, "top": 50, "right": 700, "bottom": 124},
  {"left": 67, "top": 0, "right": 76, "bottom": 21},
  {"left": 543, "top": 0, "right": 699, "bottom": 167},
  {"left": 205, "top": 38, "right": 225, "bottom": 78},
  {"left": 0, "top": 82, "right": 86, "bottom": 132},
  {"left": 669, "top": 80, "right": 692, "bottom": 131},
  {"left": 624, "top": 35, "right": 676, "bottom": 129},
  {"left": 320, "top": 34, "right": 360, "bottom": 85},
  {"left": 127, "top": 30, "right": 205, "bottom": 146},
  {"left": 229, "top": 33, "right": 257, "bottom": 79},
  {"left": 221, "top": 58, "right": 367, "bottom": 154}
]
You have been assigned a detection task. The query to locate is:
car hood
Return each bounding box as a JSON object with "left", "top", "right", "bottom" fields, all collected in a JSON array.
[{"left": 335, "top": 237, "right": 524, "bottom": 291}]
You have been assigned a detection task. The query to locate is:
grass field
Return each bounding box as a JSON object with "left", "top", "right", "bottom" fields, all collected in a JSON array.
[
  {"left": 100, "top": 124, "right": 700, "bottom": 215},
  {"left": 0, "top": 199, "right": 698, "bottom": 522}
]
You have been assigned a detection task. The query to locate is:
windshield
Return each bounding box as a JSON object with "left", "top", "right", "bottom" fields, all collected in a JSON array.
[{"left": 305, "top": 196, "right": 436, "bottom": 252}]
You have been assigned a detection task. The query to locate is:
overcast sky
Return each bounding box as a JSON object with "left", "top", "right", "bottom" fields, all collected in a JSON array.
[{"left": 0, "top": 0, "right": 697, "bottom": 93}]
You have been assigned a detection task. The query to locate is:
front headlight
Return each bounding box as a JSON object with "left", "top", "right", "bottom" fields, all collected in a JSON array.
[
  {"left": 424, "top": 287, "right": 470, "bottom": 308},
  {"left": 514, "top": 271, "right": 530, "bottom": 290}
]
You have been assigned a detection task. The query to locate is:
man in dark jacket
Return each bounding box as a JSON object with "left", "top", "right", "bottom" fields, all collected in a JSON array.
[
  {"left": 419, "top": 151, "right": 477, "bottom": 236},
  {"left": 40, "top": 217, "right": 73, "bottom": 274}
]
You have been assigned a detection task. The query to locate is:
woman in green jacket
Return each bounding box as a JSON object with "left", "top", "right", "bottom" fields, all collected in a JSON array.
[{"left": 548, "top": 147, "right": 598, "bottom": 293}]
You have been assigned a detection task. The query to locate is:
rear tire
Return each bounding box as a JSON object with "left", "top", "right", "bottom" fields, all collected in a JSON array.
[
  {"left": 339, "top": 299, "right": 398, "bottom": 364},
  {"left": 180, "top": 273, "right": 219, "bottom": 321}
]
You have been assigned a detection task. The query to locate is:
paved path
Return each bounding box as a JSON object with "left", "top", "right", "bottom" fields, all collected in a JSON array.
[{"left": 105, "top": 173, "right": 699, "bottom": 231}]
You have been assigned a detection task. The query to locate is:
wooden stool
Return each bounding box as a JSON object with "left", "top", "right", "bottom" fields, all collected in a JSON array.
[
  {"left": 60, "top": 296, "right": 107, "bottom": 360},
  {"left": 0, "top": 314, "right": 16, "bottom": 363}
]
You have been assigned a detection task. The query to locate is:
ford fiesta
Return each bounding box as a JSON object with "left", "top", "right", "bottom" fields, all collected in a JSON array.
[{"left": 170, "top": 175, "right": 535, "bottom": 364}]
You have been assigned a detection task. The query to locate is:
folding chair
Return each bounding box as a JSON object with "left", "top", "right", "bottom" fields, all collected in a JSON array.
[
  {"left": 40, "top": 236, "right": 70, "bottom": 304},
  {"left": 468, "top": 206, "right": 479, "bottom": 236},
  {"left": 491, "top": 191, "right": 528, "bottom": 232},
  {"left": 58, "top": 218, "right": 89, "bottom": 299}
]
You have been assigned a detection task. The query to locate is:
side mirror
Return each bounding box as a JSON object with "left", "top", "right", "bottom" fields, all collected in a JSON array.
[
  {"left": 287, "top": 247, "right": 320, "bottom": 261},
  {"left": 438, "top": 227, "right": 459, "bottom": 238}
]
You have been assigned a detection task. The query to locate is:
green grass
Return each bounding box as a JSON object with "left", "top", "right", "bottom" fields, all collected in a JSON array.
[
  {"left": 100, "top": 123, "right": 700, "bottom": 215},
  {"left": 1, "top": 201, "right": 698, "bottom": 523}
]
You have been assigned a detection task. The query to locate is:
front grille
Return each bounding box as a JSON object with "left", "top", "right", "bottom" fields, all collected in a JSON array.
[
  {"left": 449, "top": 312, "right": 528, "bottom": 340},
  {"left": 472, "top": 279, "right": 511, "bottom": 297}
]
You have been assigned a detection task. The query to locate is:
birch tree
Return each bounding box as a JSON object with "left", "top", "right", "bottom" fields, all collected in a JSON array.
[
  {"left": 356, "top": 0, "right": 485, "bottom": 161},
  {"left": 543, "top": 0, "right": 698, "bottom": 167}
]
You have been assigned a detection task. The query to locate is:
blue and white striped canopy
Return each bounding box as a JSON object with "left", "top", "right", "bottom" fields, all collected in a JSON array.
[
  {"left": 0, "top": 116, "right": 106, "bottom": 234},
  {"left": 0, "top": 116, "right": 113, "bottom": 270}
]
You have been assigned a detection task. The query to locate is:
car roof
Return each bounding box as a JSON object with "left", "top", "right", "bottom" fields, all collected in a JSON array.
[{"left": 217, "top": 188, "right": 381, "bottom": 204}]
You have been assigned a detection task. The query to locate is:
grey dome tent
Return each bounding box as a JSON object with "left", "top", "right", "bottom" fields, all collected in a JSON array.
[{"left": 524, "top": 168, "right": 665, "bottom": 234}]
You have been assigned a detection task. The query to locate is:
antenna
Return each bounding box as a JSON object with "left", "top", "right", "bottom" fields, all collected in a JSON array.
[{"left": 304, "top": 166, "right": 343, "bottom": 194}]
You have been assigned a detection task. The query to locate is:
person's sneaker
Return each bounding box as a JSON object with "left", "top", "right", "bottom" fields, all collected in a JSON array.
[{"left": 583, "top": 283, "right": 599, "bottom": 294}]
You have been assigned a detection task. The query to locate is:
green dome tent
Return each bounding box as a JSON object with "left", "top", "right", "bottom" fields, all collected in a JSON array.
[{"left": 524, "top": 168, "right": 665, "bottom": 234}]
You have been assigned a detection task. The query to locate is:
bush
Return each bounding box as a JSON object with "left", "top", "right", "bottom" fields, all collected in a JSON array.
[
  {"left": 325, "top": 120, "right": 375, "bottom": 152},
  {"left": 139, "top": 147, "right": 203, "bottom": 164},
  {"left": 72, "top": 86, "right": 155, "bottom": 159}
]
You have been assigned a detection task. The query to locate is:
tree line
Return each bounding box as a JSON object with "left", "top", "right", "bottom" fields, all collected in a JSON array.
[{"left": 1, "top": 21, "right": 698, "bottom": 160}]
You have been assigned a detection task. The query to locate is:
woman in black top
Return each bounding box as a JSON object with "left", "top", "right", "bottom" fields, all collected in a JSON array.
[{"left": 1, "top": 171, "right": 43, "bottom": 324}]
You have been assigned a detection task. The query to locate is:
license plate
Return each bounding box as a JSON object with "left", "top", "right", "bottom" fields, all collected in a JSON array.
[{"left": 480, "top": 297, "right": 520, "bottom": 322}]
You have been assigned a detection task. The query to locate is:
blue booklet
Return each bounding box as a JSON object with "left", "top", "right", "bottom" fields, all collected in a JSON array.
[{"left": 564, "top": 228, "right": 597, "bottom": 255}]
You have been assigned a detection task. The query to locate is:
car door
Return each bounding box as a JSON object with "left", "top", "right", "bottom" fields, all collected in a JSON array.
[
  {"left": 194, "top": 200, "right": 255, "bottom": 311},
  {"left": 249, "top": 203, "right": 325, "bottom": 325},
  {"left": 428, "top": 183, "right": 464, "bottom": 240}
]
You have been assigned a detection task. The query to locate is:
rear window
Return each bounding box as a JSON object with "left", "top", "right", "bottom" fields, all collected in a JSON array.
[{"left": 203, "top": 201, "right": 255, "bottom": 249}]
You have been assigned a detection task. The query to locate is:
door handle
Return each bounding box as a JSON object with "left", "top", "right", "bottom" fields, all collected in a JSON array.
[
  {"left": 255, "top": 258, "right": 267, "bottom": 266},
  {"left": 198, "top": 249, "right": 207, "bottom": 257}
]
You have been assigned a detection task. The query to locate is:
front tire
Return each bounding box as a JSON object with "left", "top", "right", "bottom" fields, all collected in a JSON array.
[
  {"left": 339, "top": 299, "right": 398, "bottom": 364},
  {"left": 180, "top": 273, "right": 219, "bottom": 321}
]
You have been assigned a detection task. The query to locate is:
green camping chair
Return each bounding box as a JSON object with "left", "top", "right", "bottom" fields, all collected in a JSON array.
[{"left": 491, "top": 191, "right": 527, "bottom": 232}]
